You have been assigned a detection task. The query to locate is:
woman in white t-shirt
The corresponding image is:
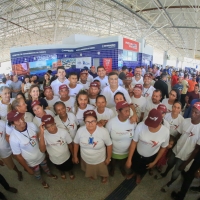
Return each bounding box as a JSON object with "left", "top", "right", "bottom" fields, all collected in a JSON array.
[
  {"left": 7, "top": 110, "right": 57, "bottom": 188},
  {"left": 106, "top": 101, "right": 136, "bottom": 177},
  {"left": 39, "top": 115, "right": 74, "bottom": 180},
  {"left": 54, "top": 101, "right": 79, "bottom": 140},
  {"left": 162, "top": 89, "right": 179, "bottom": 113},
  {"left": 0, "top": 120, "right": 22, "bottom": 181},
  {"left": 94, "top": 95, "right": 114, "bottom": 127},
  {"left": 73, "top": 110, "right": 112, "bottom": 183},
  {"left": 31, "top": 100, "right": 55, "bottom": 127},
  {"left": 72, "top": 90, "right": 95, "bottom": 126},
  {"left": 126, "top": 109, "right": 169, "bottom": 184},
  {"left": 0, "top": 86, "right": 15, "bottom": 121},
  {"left": 164, "top": 102, "right": 184, "bottom": 137}
]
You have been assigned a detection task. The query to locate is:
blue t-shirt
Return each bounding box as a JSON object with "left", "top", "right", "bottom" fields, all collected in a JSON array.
[{"left": 173, "top": 83, "right": 183, "bottom": 92}]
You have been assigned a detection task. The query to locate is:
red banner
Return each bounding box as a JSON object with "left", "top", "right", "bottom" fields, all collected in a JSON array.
[
  {"left": 103, "top": 58, "right": 112, "bottom": 73},
  {"left": 123, "top": 38, "right": 139, "bottom": 52}
]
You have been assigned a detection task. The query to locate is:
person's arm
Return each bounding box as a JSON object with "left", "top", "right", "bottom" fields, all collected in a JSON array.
[
  {"left": 179, "top": 144, "right": 200, "bottom": 171},
  {"left": 125, "top": 140, "right": 137, "bottom": 169},
  {"left": 21, "top": 83, "right": 25, "bottom": 93},
  {"left": 73, "top": 143, "right": 79, "bottom": 164},
  {"left": 38, "top": 123, "right": 46, "bottom": 153},
  {"left": 146, "top": 147, "right": 166, "bottom": 169},
  {"left": 105, "top": 145, "right": 112, "bottom": 165},
  {"left": 68, "top": 143, "right": 74, "bottom": 157},
  {"left": 15, "top": 154, "right": 34, "bottom": 175},
  {"left": 140, "top": 112, "right": 144, "bottom": 122},
  {"left": 129, "top": 104, "right": 138, "bottom": 123},
  {"left": 5, "top": 134, "right": 10, "bottom": 143},
  {"left": 165, "top": 84, "right": 169, "bottom": 98}
]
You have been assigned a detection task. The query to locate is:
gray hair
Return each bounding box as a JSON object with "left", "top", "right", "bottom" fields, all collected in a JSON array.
[
  {"left": 12, "top": 98, "right": 23, "bottom": 110},
  {"left": 0, "top": 86, "right": 11, "bottom": 94}
]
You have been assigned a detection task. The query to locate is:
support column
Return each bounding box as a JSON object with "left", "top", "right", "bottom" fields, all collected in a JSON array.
[
  {"left": 163, "top": 51, "right": 167, "bottom": 68},
  {"left": 176, "top": 57, "right": 179, "bottom": 69}
]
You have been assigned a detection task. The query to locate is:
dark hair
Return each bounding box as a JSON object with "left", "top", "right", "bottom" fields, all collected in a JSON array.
[
  {"left": 161, "top": 73, "right": 167, "bottom": 79},
  {"left": 195, "top": 84, "right": 199, "bottom": 88},
  {"left": 54, "top": 101, "right": 66, "bottom": 114},
  {"left": 23, "top": 75, "right": 30, "bottom": 84},
  {"left": 57, "top": 66, "right": 65, "bottom": 72},
  {"left": 96, "top": 95, "right": 106, "bottom": 102},
  {"left": 170, "top": 89, "right": 180, "bottom": 101},
  {"left": 47, "top": 70, "right": 52, "bottom": 74},
  {"left": 74, "top": 90, "right": 89, "bottom": 114},
  {"left": 114, "top": 92, "right": 126, "bottom": 101},
  {"left": 173, "top": 101, "right": 182, "bottom": 108},
  {"left": 7, "top": 121, "right": 14, "bottom": 126},
  {"left": 83, "top": 115, "right": 97, "bottom": 122},
  {"left": 68, "top": 72, "right": 78, "bottom": 77},
  {"left": 108, "top": 71, "right": 118, "bottom": 78},
  {"left": 128, "top": 68, "right": 132, "bottom": 72},
  {"left": 2, "top": 78, "right": 7, "bottom": 83},
  {"left": 135, "top": 66, "right": 141, "bottom": 70},
  {"left": 184, "top": 74, "right": 188, "bottom": 79},
  {"left": 16, "top": 92, "right": 26, "bottom": 101},
  {"left": 153, "top": 89, "right": 162, "bottom": 97},
  {"left": 122, "top": 66, "right": 127, "bottom": 71},
  {"left": 97, "top": 66, "right": 105, "bottom": 71}
]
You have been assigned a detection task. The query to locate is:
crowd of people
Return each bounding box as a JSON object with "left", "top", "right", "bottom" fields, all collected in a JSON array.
[{"left": 0, "top": 65, "right": 200, "bottom": 200}]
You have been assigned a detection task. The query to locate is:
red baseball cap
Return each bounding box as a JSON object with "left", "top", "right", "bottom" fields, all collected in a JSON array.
[
  {"left": 7, "top": 110, "right": 24, "bottom": 122},
  {"left": 90, "top": 82, "right": 100, "bottom": 89},
  {"left": 116, "top": 101, "right": 130, "bottom": 110},
  {"left": 134, "top": 84, "right": 143, "bottom": 91},
  {"left": 145, "top": 108, "right": 162, "bottom": 128},
  {"left": 31, "top": 100, "right": 41, "bottom": 108},
  {"left": 125, "top": 74, "right": 132, "bottom": 80},
  {"left": 193, "top": 102, "right": 200, "bottom": 111},
  {"left": 83, "top": 110, "right": 97, "bottom": 119},
  {"left": 157, "top": 104, "right": 167, "bottom": 114},
  {"left": 44, "top": 86, "right": 52, "bottom": 92},
  {"left": 144, "top": 73, "right": 152, "bottom": 78},
  {"left": 91, "top": 66, "right": 95, "bottom": 68},
  {"left": 41, "top": 115, "right": 55, "bottom": 125},
  {"left": 59, "top": 84, "right": 69, "bottom": 91}
]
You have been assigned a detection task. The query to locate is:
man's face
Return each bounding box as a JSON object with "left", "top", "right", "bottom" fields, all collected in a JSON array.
[
  {"left": 152, "top": 91, "right": 161, "bottom": 104},
  {"left": 144, "top": 77, "right": 151, "bottom": 85},
  {"left": 91, "top": 67, "right": 96, "bottom": 73},
  {"left": 13, "top": 76, "right": 18, "bottom": 82},
  {"left": 134, "top": 68, "right": 142, "bottom": 77},
  {"left": 123, "top": 79, "right": 132, "bottom": 86},
  {"left": 152, "top": 67, "right": 157, "bottom": 73},
  {"left": 57, "top": 69, "right": 66, "bottom": 79},
  {"left": 191, "top": 107, "right": 200, "bottom": 121},
  {"left": 69, "top": 75, "right": 78, "bottom": 85},
  {"left": 194, "top": 86, "right": 199, "bottom": 93},
  {"left": 44, "top": 88, "right": 54, "bottom": 99},
  {"left": 192, "top": 76, "right": 196, "bottom": 81},
  {"left": 80, "top": 73, "right": 88, "bottom": 81},
  {"left": 108, "top": 75, "right": 118, "bottom": 87},
  {"left": 97, "top": 68, "right": 106, "bottom": 78}
]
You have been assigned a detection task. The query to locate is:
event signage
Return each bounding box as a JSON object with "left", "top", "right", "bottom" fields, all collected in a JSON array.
[
  {"left": 123, "top": 38, "right": 139, "bottom": 52},
  {"left": 103, "top": 58, "right": 112, "bottom": 73}
]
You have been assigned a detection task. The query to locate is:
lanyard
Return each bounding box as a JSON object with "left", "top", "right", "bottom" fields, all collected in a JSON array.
[{"left": 143, "top": 87, "right": 150, "bottom": 97}]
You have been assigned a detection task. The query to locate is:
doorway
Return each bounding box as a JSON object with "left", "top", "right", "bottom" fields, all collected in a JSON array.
[{"left": 93, "top": 58, "right": 100, "bottom": 70}]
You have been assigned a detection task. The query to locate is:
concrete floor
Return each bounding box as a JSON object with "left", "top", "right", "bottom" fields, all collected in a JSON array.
[{"left": 1, "top": 160, "right": 199, "bottom": 200}]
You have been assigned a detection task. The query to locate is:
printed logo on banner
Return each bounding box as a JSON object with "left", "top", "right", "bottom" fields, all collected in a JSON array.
[{"left": 123, "top": 38, "right": 139, "bottom": 52}]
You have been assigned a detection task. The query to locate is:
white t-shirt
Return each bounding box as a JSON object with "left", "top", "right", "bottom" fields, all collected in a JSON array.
[
  {"left": 77, "top": 81, "right": 90, "bottom": 90},
  {"left": 54, "top": 112, "right": 78, "bottom": 139},
  {"left": 0, "top": 98, "right": 15, "bottom": 121},
  {"left": 106, "top": 116, "right": 136, "bottom": 155},
  {"left": 131, "top": 96, "right": 146, "bottom": 118},
  {"left": 132, "top": 76, "right": 144, "bottom": 86},
  {"left": 173, "top": 118, "right": 200, "bottom": 161},
  {"left": 101, "top": 86, "right": 131, "bottom": 108},
  {"left": 9, "top": 122, "right": 45, "bottom": 167},
  {"left": 162, "top": 98, "right": 173, "bottom": 113},
  {"left": 33, "top": 110, "right": 55, "bottom": 127},
  {"left": 72, "top": 104, "right": 95, "bottom": 126},
  {"left": 87, "top": 74, "right": 94, "bottom": 83},
  {"left": 51, "top": 78, "right": 70, "bottom": 96},
  {"left": 133, "top": 122, "right": 169, "bottom": 157},
  {"left": 0, "top": 120, "right": 12, "bottom": 158},
  {"left": 58, "top": 97, "right": 75, "bottom": 112},
  {"left": 44, "top": 128, "right": 72, "bottom": 165},
  {"left": 23, "top": 82, "right": 32, "bottom": 99},
  {"left": 94, "top": 76, "right": 109, "bottom": 90},
  {"left": 142, "top": 68, "right": 146, "bottom": 76},
  {"left": 45, "top": 96, "right": 59, "bottom": 114},
  {"left": 74, "top": 126, "right": 112, "bottom": 164},
  {"left": 163, "top": 119, "right": 170, "bottom": 130},
  {"left": 68, "top": 84, "right": 83, "bottom": 97},
  {"left": 24, "top": 112, "right": 34, "bottom": 122},
  {"left": 143, "top": 99, "right": 160, "bottom": 119},
  {"left": 142, "top": 86, "right": 155, "bottom": 99},
  {"left": 94, "top": 107, "right": 115, "bottom": 121},
  {"left": 6, "top": 80, "right": 12, "bottom": 87},
  {"left": 89, "top": 98, "right": 96, "bottom": 106},
  {"left": 164, "top": 113, "right": 184, "bottom": 137}
]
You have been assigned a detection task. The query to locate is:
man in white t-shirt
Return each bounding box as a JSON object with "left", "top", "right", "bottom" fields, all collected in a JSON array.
[
  {"left": 51, "top": 66, "right": 69, "bottom": 96},
  {"left": 126, "top": 109, "right": 169, "bottom": 184},
  {"left": 58, "top": 84, "right": 75, "bottom": 112},
  {"left": 5, "top": 74, "right": 13, "bottom": 88},
  {"left": 44, "top": 86, "right": 59, "bottom": 114},
  {"left": 142, "top": 89, "right": 162, "bottom": 120},
  {"left": 141, "top": 66, "right": 146, "bottom": 76},
  {"left": 142, "top": 73, "right": 155, "bottom": 99},
  {"left": 88, "top": 82, "right": 100, "bottom": 106},
  {"left": 122, "top": 74, "right": 134, "bottom": 97},
  {"left": 78, "top": 70, "right": 90, "bottom": 90},
  {"left": 132, "top": 67, "right": 144, "bottom": 86},
  {"left": 94, "top": 66, "right": 109, "bottom": 90},
  {"left": 131, "top": 84, "right": 146, "bottom": 121},
  {"left": 83, "top": 66, "right": 94, "bottom": 83},
  {"left": 160, "top": 102, "right": 200, "bottom": 192},
  {"left": 68, "top": 72, "right": 83, "bottom": 97}
]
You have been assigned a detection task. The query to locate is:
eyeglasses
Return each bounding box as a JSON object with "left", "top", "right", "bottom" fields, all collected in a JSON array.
[{"left": 85, "top": 120, "right": 97, "bottom": 125}]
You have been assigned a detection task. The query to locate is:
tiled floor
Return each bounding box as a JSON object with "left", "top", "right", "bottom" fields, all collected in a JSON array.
[{"left": 1, "top": 160, "right": 199, "bottom": 200}]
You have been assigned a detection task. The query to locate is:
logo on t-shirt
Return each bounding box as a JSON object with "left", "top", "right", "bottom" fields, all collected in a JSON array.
[
  {"left": 134, "top": 104, "right": 139, "bottom": 108},
  {"left": 189, "top": 132, "right": 195, "bottom": 137},
  {"left": 66, "top": 107, "right": 71, "bottom": 112},
  {"left": 151, "top": 140, "right": 159, "bottom": 147},
  {"left": 69, "top": 124, "right": 74, "bottom": 129},
  {"left": 150, "top": 117, "right": 158, "bottom": 121},
  {"left": 93, "top": 141, "right": 98, "bottom": 148},
  {"left": 57, "top": 137, "right": 65, "bottom": 145}
]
